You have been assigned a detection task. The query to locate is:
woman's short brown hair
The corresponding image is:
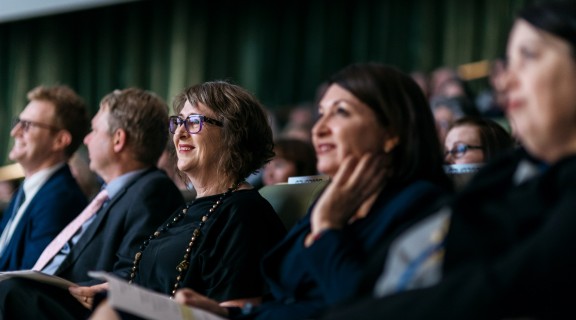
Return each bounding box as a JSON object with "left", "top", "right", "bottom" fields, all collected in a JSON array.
[{"left": 173, "top": 81, "right": 274, "bottom": 183}]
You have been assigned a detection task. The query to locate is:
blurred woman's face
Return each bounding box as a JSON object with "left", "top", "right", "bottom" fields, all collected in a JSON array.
[
  {"left": 503, "top": 19, "right": 576, "bottom": 162},
  {"left": 312, "top": 84, "right": 389, "bottom": 177},
  {"left": 262, "top": 156, "right": 297, "bottom": 185},
  {"left": 444, "top": 125, "right": 484, "bottom": 165}
]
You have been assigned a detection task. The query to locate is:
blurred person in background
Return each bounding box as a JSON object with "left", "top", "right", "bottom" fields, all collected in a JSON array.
[
  {"left": 69, "top": 146, "right": 103, "bottom": 199},
  {"left": 443, "top": 116, "right": 515, "bottom": 189},
  {"left": 430, "top": 95, "right": 479, "bottom": 144},
  {"left": 475, "top": 58, "right": 507, "bottom": 118},
  {"left": 444, "top": 116, "right": 515, "bottom": 165},
  {"left": 262, "top": 138, "right": 317, "bottom": 186}
]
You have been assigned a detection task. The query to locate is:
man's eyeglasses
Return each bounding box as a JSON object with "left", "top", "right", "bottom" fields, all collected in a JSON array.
[
  {"left": 169, "top": 115, "right": 223, "bottom": 135},
  {"left": 12, "top": 118, "right": 60, "bottom": 132},
  {"left": 445, "top": 143, "right": 483, "bottom": 159}
]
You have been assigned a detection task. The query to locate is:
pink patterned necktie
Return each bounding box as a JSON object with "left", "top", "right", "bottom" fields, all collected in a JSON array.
[{"left": 32, "top": 189, "right": 109, "bottom": 271}]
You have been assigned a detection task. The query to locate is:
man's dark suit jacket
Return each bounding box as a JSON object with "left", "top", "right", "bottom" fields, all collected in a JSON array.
[
  {"left": 0, "top": 167, "right": 186, "bottom": 320},
  {"left": 55, "top": 167, "right": 185, "bottom": 284},
  {"left": 0, "top": 164, "right": 87, "bottom": 271}
]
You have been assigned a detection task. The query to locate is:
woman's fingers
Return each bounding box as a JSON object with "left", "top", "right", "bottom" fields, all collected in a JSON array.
[
  {"left": 173, "top": 289, "right": 229, "bottom": 317},
  {"left": 310, "top": 152, "right": 387, "bottom": 234}
]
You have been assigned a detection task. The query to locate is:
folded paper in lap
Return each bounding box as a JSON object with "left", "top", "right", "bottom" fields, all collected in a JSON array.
[
  {"left": 0, "top": 270, "right": 76, "bottom": 289},
  {"left": 88, "top": 271, "right": 226, "bottom": 320}
]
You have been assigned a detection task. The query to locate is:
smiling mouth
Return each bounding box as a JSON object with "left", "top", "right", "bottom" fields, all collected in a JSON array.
[
  {"left": 179, "top": 146, "right": 194, "bottom": 151},
  {"left": 315, "top": 144, "right": 335, "bottom": 154}
]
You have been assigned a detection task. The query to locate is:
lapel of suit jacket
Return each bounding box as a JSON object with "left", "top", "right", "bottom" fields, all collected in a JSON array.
[
  {"left": 0, "top": 166, "right": 74, "bottom": 269},
  {"left": 55, "top": 168, "right": 155, "bottom": 274},
  {"left": 0, "top": 200, "right": 17, "bottom": 264},
  {"left": 0, "top": 199, "right": 16, "bottom": 231}
]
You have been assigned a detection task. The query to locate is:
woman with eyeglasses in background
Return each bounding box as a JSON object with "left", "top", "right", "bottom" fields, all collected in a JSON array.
[
  {"left": 76, "top": 80, "right": 287, "bottom": 320},
  {"left": 443, "top": 116, "right": 516, "bottom": 189},
  {"left": 444, "top": 116, "right": 515, "bottom": 165}
]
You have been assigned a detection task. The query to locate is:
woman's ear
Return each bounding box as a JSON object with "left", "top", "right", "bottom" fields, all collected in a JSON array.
[{"left": 383, "top": 135, "right": 399, "bottom": 154}]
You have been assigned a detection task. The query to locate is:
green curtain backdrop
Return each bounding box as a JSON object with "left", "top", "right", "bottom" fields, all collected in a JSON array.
[{"left": 0, "top": 0, "right": 545, "bottom": 164}]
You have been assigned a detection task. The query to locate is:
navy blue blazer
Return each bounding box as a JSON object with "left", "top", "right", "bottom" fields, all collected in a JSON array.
[
  {"left": 248, "top": 180, "right": 447, "bottom": 320},
  {"left": 0, "top": 164, "right": 88, "bottom": 271}
]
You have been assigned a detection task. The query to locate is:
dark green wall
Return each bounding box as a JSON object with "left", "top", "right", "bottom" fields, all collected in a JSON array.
[{"left": 0, "top": 0, "right": 543, "bottom": 164}]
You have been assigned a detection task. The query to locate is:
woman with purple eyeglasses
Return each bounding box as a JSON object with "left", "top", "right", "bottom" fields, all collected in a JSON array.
[{"left": 70, "top": 81, "right": 287, "bottom": 320}]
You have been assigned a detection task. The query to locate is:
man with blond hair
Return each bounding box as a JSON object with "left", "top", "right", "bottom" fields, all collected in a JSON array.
[{"left": 0, "top": 85, "right": 89, "bottom": 271}]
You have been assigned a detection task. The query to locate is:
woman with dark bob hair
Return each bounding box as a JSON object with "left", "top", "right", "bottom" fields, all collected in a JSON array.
[
  {"left": 90, "top": 63, "right": 453, "bottom": 320},
  {"left": 75, "top": 81, "right": 287, "bottom": 320},
  {"left": 322, "top": 1, "right": 576, "bottom": 319},
  {"left": 245, "top": 62, "right": 452, "bottom": 319}
]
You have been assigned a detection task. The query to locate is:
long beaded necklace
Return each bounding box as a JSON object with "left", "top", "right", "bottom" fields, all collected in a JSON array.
[{"left": 129, "top": 182, "right": 242, "bottom": 296}]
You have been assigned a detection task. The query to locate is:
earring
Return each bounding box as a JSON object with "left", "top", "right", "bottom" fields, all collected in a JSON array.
[{"left": 384, "top": 137, "right": 399, "bottom": 153}]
